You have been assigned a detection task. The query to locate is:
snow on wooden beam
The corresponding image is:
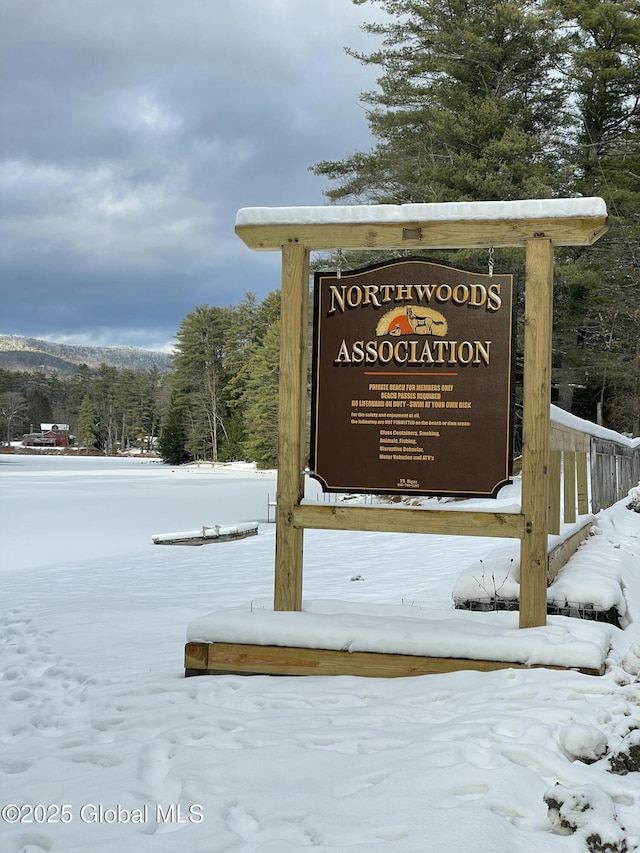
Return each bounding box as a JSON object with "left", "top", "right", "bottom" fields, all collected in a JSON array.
[
  {"left": 235, "top": 198, "right": 608, "bottom": 251},
  {"left": 185, "top": 600, "right": 611, "bottom": 677}
]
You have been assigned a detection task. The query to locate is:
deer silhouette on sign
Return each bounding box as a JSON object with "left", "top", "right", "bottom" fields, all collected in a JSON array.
[
  {"left": 376, "top": 305, "right": 448, "bottom": 338},
  {"left": 406, "top": 307, "right": 447, "bottom": 335}
]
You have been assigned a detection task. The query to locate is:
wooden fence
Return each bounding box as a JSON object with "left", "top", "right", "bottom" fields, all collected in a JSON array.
[{"left": 548, "top": 405, "right": 640, "bottom": 580}]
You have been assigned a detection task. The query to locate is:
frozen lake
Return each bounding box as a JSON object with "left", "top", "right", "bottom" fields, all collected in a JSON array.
[{"left": 0, "top": 455, "right": 279, "bottom": 572}]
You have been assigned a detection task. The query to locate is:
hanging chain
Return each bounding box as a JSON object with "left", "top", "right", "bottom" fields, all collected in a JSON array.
[
  {"left": 488, "top": 246, "right": 495, "bottom": 278},
  {"left": 336, "top": 248, "right": 344, "bottom": 279}
]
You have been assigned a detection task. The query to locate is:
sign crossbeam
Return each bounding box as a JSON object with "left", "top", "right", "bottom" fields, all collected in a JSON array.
[
  {"left": 236, "top": 216, "right": 607, "bottom": 252},
  {"left": 293, "top": 504, "right": 525, "bottom": 539}
]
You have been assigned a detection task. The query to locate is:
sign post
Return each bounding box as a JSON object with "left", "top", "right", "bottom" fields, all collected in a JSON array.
[
  {"left": 274, "top": 243, "right": 309, "bottom": 612},
  {"left": 519, "top": 239, "right": 554, "bottom": 627}
]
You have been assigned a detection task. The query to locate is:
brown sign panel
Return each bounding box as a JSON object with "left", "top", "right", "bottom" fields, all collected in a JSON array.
[{"left": 310, "top": 259, "right": 515, "bottom": 497}]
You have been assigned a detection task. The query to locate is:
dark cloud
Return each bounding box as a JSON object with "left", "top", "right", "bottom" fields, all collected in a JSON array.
[{"left": 0, "top": 0, "right": 383, "bottom": 349}]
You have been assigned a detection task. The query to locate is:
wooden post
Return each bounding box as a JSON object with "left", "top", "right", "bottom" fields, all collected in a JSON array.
[
  {"left": 577, "top": 451, "right": 589, "bottom": 514},
  {"left": 548, "top": 450, "right": 562, "bottom": 536},
  {"left": 520, "top": 239, "right": 554, "bottom": 628},
  {"left": 274, "top": 243, "right": 309, "bottom": 611},
  {"left": 563, "top": 451, "right": 577, "bottom": 524},
  {"left": 590, "top": 443, "right": 600, "bottom": 514}
]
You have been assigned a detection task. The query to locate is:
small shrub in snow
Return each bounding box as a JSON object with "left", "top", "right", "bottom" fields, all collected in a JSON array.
[
  {"left": 470, "top": 558, "right": 516, "bottom": 610},
  {"left": 608, "top": 729, "right": 640, "bottom": 775},
  {"left": 544, "top": 784, "right": 629, "bottom": 852},
  {"left": 585, "top": 833, "right": 630, "bottom": 853},
  {"left": 545, "top": 784, "right": 601, "bottom": 835}
]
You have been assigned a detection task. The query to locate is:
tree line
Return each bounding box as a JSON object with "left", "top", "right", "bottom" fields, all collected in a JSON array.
[
  {"left": 0, "top": 291, "right": 283, "bottom": 466},
  {"left": 0, "top": 362, "right": 163, "bottom": 454}
]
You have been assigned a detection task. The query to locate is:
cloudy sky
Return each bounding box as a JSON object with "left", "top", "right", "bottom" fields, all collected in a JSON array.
[{"left": 0, "top": 0, "right": 385, "bottom": 350}]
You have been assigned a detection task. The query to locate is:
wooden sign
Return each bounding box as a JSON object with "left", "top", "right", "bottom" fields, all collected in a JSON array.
[{"left": 310, "top": 259, "right": 515, "bottom": 497}]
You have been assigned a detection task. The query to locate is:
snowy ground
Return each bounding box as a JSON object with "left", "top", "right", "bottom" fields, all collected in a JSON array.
[{"left": 1, "top": 454, "right": 640, "bottom": 852}]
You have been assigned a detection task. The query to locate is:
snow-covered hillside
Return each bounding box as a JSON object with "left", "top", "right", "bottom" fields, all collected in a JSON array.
[{"left": 0, "top": 334, "right": 171, "bottom": 374}]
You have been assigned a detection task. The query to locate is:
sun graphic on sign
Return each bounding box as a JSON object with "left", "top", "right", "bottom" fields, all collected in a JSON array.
[{"left": 376, "top": 306, "right": 448, "bottom": 337}]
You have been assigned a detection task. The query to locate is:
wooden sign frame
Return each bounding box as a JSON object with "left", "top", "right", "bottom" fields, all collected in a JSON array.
[{"left": 236, "top": 200, "right": 608, "bottom": 628}]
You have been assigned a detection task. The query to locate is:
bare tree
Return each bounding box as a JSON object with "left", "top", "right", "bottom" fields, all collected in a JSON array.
[{"left": 0, "top": 392, "right": 28, "bottom": 446}]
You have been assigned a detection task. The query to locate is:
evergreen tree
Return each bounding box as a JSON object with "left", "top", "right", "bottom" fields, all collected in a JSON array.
[
  {"left": 158, "top": 394, "right": 190, "bottom": 465},
  {"left": 23, "top": 373, "right": 54, "bottom": 431},
  {"left": 224, "top": 293, "right": 279, "bottom": 382},
  {"left": 0, "top": 369, "right": 15, "bottom": 395},
  {"left": 77, "top": 397, "right": 98, "bottom": 449},
  {"left": 172, "top": 305, "right": 230, "bottom": 461},
  {"left": 240, "top": 318, "right": 281, "bottom": 468},
  {"left": 95, "top": 364, "right": 120, "bottom": 452},
  {"left": 114, "top": 368, "right": 157, "bottom": 452},
  {"left": 218, "top": 410, "right": 246, "bottom": 461},
  {"left": 314, "top": 0, "right": 564, "bottom": 205},
  {"left": 547, "top": 0, "right": 640, "bottom": 426},
  {"left": 65, "top": 364, "right": 96, "bottom": 441},
  {"left": 143, "top": 366, "right": 162, "bottom": 452}
]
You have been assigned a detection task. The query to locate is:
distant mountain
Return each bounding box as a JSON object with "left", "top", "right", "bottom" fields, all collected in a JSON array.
[{"left": 0, "top": 334, "right": 173, "bottom": 375}]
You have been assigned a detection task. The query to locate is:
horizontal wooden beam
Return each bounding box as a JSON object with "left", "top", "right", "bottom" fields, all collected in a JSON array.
[
  {"left": 592, "top": 438, "right": 640, "bottom": 457},
  {"left": 184, "top": 641, "right": 604, "bottom": 678},
  {"left": 548, "top": 520, "right": 593, "bottom": 583},
  {"left": 549, "top": 422, "right": 591, "bottom": 452},
  {"left": 236, "top": 216, "right": 608, "bottom": 252},
  {"left": 293, "top": 503, "right": 525, "bottom": 539}
]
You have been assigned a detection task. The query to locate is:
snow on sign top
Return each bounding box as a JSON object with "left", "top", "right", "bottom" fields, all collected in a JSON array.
[{"left": 235, "top": 197, "right": 607, "bottom": 227}]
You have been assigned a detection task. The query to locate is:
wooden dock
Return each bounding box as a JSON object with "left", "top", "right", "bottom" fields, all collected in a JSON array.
[{"left": 152, "top": 522, "right": 258, "bottom": 546}]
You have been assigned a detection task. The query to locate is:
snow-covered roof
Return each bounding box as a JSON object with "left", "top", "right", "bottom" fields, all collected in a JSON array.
[{"left": 236, "top": 197, "right": 607, "bottom": 227}]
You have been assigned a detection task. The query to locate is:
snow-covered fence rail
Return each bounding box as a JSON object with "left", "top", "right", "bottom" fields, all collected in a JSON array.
[
  {"left": 548, "top": 405, "right": 640, "bottom": 540},
  {"left": 455, "top": 409, "right": 638, "bottom": 621}
]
